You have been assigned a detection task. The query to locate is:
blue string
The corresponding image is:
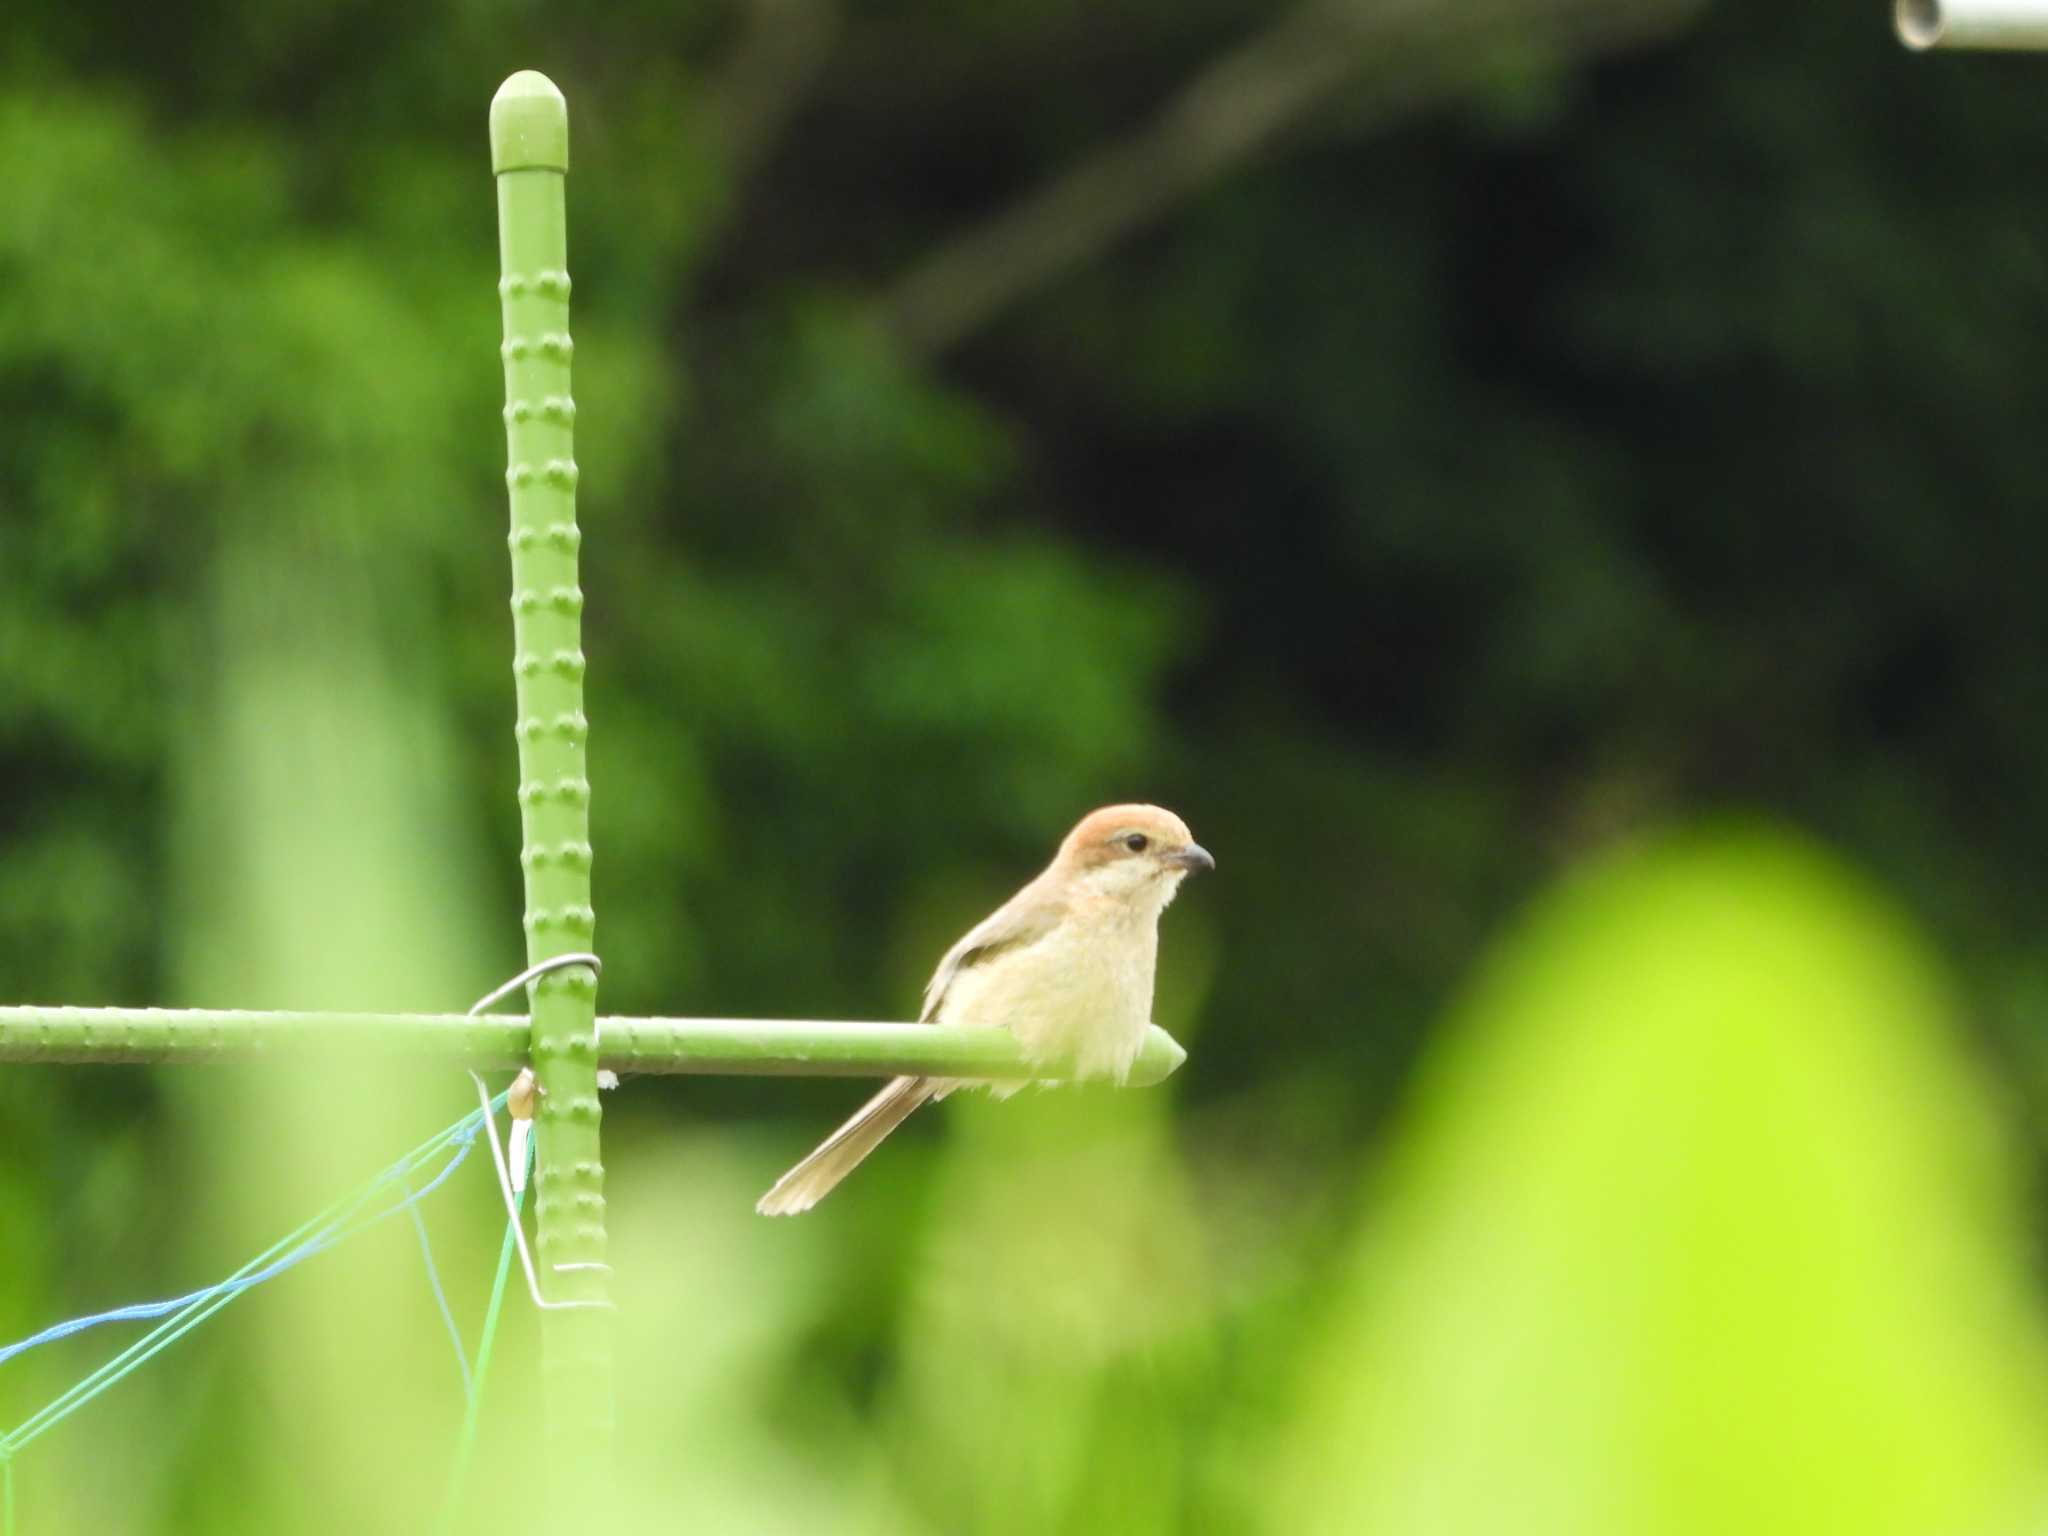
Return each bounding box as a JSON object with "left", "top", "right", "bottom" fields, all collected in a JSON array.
[
  {"left": 0, "top": 1111, "right": 485, "bottom": 1373},
  {"left": 409, "top": 1202, "right": 472, "bottom": 1400}
]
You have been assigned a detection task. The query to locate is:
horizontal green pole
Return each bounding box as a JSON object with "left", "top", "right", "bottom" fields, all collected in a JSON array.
[{"left": 0, "top": 1008, "right": 1187, "bottom": 1084}]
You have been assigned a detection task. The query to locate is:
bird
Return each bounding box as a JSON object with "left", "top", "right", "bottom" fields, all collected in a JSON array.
[{"left": 756, "top": 804, "right": 1214, "bottom": 1216}]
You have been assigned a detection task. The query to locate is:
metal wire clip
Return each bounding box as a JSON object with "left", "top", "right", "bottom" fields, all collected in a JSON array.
[{"left": 465, "top": 953, "right": 612, "bottom": 1313}]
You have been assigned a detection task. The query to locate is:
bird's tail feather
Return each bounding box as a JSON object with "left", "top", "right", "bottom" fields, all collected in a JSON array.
[{"left": 756, "top": 1075, "right": 937, "bottom": 1216}]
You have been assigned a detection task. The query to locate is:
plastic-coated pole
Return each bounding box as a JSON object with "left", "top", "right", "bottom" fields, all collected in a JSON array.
[
  {"left": 0, "top": 1008, "right": 1189, "bottom": 1083},
  {"left": 597, "top": 1017, "right": 1188, "bottom": 1083},
  {"left": 491, "top": 68, "right": 611, "bottom": 1502},
  {"left": 1896, "top": 0, "right": 2048, "bottom": 48}
]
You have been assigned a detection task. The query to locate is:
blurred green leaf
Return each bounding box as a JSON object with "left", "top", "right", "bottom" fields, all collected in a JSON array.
[{"left": 1281, "top": 828, "right": 2048, "bottom": 1536}]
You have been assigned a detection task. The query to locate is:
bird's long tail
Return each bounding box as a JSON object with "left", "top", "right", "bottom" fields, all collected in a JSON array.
[{"left": 756, "top": 1075, "right": 938, "bottom": 1216}]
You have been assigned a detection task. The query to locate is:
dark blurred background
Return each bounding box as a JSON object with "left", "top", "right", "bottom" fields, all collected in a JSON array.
[{"left": 7, "top": 0, "right": 2048, "bottom": 1530}]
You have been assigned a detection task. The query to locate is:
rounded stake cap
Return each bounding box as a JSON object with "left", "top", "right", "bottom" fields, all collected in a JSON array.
[{"left": 491, "top": 71, "right": 568, "bottom": 174}]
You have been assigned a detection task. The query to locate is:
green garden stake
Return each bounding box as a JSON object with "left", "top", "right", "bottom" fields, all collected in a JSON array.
[
  {"left": 0, "top": 1005, "right": 1189, "bottom": 1082},
  {"left": 490, "top": 68, "right": 612, "bottom": 1498}
]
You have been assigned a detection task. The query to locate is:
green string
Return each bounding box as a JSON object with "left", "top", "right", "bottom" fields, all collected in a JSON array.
[
  {"left": 1, "top": 1099, "right": 516, "bottom": 1531},
  {"left": 437, "top": 1174, "right": 527, "bottom": 1531},
  {"left": 4, "top": 1104, "right": 489, "bottom": 1452}
]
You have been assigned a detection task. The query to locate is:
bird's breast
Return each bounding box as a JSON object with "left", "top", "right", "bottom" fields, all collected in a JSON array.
[{"left": 935, "top": 914, "right": 1157, "bottom": 1084}]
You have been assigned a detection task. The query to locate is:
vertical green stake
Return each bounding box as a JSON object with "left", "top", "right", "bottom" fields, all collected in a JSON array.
[{"left": 490, "top": 70, "right": 612, "bottom": 1498}]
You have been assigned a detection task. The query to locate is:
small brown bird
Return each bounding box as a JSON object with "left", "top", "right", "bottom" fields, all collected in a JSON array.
[{"left": 756, "top": 804, "right": 1213, "bottom": 1215}]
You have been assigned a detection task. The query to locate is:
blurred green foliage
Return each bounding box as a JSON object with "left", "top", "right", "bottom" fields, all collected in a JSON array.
[
  {"left": 5, "top": 0, "right": 2048, "bottom": 1529},
  {"left": 1285, "top": 832, "right": 2048, "bottom": 1535}
]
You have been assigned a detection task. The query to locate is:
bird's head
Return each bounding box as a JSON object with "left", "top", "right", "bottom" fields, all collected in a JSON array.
[{"left": 1053, "top": 803, "right": 1214, "bottom": 908}]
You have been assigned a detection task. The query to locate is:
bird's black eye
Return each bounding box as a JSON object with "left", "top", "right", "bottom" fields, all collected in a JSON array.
[{"left": 1123, "top": 833, "right": 1149, "bottom": 853}]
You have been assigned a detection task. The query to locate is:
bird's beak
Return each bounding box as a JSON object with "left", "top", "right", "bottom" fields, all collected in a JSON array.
[{"left": 1166, "top": 842, "right": 1215, "bottom": 874}]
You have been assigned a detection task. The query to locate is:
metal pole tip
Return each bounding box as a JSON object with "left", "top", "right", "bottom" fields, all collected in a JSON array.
[
  {"left": 1896, "top": 0, "right": 1946, "bottom": 47},
  {"left": 491, "top": 71, "right": 569, "bottom": 174}
]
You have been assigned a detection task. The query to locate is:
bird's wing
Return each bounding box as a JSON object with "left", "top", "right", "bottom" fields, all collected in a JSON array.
[{"left": 920, "top": 881, "right": 1062, "bottom": 1024}]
